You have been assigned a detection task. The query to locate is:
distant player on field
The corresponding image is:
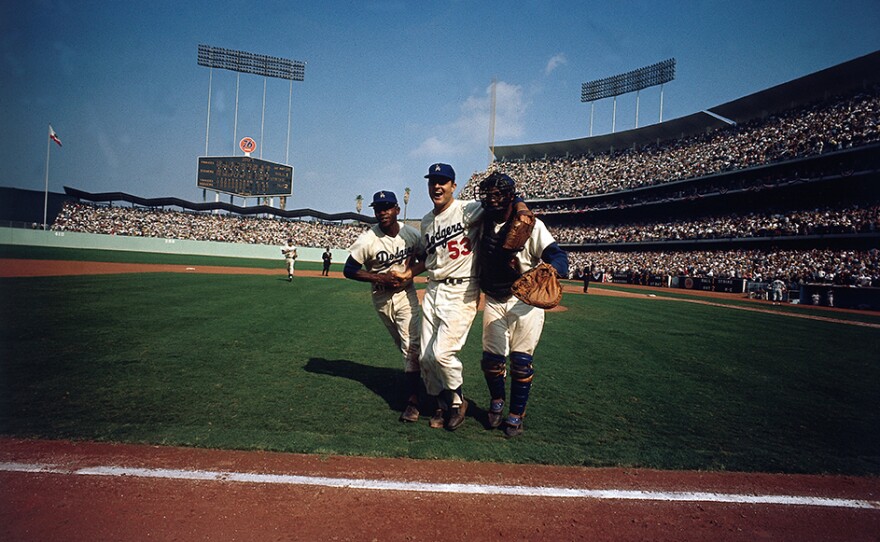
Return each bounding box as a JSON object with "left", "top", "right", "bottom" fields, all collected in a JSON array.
[
  {"left": 281, "top": 238, "right": 298, "bottom": 282},
  {"left": 344, "top": 191, "right": 424, "bottom": 422},
  {"left": 770, "top": 279, "right": 786, "bottom": 304}
]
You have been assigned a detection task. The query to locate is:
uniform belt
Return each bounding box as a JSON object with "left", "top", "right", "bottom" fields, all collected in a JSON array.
[{"left": 431, "top": 277, "right": 474, "bottom": 285}]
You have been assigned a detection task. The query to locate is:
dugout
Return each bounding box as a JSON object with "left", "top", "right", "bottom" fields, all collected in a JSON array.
[{"left": 799, "top": 284, "right": 880, "bottom": 311}]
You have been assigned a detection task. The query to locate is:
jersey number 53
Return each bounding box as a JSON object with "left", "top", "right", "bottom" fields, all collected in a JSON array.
[{"left": 447, "top": 237, "right": 472, "bottom": 259}]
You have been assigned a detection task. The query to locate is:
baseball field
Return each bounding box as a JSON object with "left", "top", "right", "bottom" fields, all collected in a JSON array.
[{"left": 2, "top": 245, "right": 879, "bottom": 540}]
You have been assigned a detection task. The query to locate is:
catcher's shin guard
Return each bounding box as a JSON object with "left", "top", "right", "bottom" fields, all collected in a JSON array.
[
  {"left": 508, "top": 352, "right": 534, "bottom": 416},
  {"left": 481, "top": 351, "right": 507, "bottom": 402}
]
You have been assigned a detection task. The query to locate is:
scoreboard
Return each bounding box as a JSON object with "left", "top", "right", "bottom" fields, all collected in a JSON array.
[{"left": 197, "top": 156, "right": 292, "bottom": 197}]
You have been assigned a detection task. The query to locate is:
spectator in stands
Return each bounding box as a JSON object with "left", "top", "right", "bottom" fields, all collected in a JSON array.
[
  {"left": 463, "top": 89, "right": 879, "bottom": 200},
  {"left": 52, "top": 201, "right": 368, "bottom": 250}
]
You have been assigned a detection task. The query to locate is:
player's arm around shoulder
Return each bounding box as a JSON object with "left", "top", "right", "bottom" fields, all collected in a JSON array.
[{"left": 462, "top": 199, "right": 485, "bottom": 226}]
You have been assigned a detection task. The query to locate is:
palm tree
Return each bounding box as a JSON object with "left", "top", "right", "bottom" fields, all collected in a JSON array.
[
  {"left": 355, "top": 194, "right": 363, "bottom": 214},
  {"left": 403, "top": 187, "right": 411, "bottom": 220}
]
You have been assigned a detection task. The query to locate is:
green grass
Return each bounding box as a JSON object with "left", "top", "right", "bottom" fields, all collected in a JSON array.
[{"left": 1, "top": 249, "right": 879, "bottom": 475}]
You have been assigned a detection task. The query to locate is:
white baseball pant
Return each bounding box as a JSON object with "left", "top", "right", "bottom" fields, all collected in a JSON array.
[{"left": 419, "top": 280, "right": 480, "bottom": 397}]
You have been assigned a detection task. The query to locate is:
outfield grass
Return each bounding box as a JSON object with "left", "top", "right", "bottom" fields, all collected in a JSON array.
[
  {"left": 0, "top": 244, "right": 296, "bottom": 270},
  {"left": 1, "top": 249, "right": 879, "bottom": 475}
]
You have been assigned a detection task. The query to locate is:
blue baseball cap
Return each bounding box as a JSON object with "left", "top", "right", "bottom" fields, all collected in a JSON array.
[
  {"left": 425, "top": 163, "right": 455, "bottom": 182},
  {"left": 369, "top": 190, "right": 398, "bottom": 207}
]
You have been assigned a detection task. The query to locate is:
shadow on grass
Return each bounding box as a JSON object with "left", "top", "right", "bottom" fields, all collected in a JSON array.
[
  {"left": 304, "top": 357, "right": 491, "bottom": 430},
  {"left": 305, "top": 358, "right": 403, "bottom": 411}
]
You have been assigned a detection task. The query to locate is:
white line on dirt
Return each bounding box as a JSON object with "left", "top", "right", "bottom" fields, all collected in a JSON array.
[{"left": 2, "top": 462, "right": 877, "bottom": 510}]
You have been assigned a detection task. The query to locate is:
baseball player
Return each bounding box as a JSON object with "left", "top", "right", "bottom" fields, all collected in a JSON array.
[
  {"left": 476, "top": 172, "right": 568, "bottom": 437},
  {"left": 344, "top": 191, "right": 424, "bottom": 422},
  {"left": 395, "top": 163, "right": 531, "bottom": 431},
  {"left": 281, "top": 238, "right": 298, "bottom": 281},
  {"left": 769, "top": 279, "right": 786, "bottom": 304}
]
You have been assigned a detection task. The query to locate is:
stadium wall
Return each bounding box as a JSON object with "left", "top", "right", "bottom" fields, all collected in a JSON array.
[{"left": 0, "top": 227, "right": 347, "bottom": 264}]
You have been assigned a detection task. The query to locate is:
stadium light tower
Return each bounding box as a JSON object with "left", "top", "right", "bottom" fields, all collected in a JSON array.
[
  {"left": 581, "top": 58, "right": 675, "bottom": 134},
  {"left": 198, "top": 45, "right": 305, "bottom": 164}
]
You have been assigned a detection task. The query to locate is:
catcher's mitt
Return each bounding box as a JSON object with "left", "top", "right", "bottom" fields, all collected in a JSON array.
[
  {"left": 511, "top": 262, "right": 563, "bottom": 309},
  {"left": 502, "top": 211, "right": 535, "bottom": 251}
]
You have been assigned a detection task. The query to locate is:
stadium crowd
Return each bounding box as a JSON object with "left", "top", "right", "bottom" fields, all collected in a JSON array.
[
  {"left": 50, "top": 201, "right": 880, "bottom": 287},
  {"left": 530, "top": 170, "right": 859, "bottom": 214},
  {"left": 48, "top": 87, "right": 880, "bottom": 293},
  {"left": 567, "top": 248, "right": 880, "bottom": 288},
  {"left": 549, "top": 203, "right": 880, "bottom": 245},
  {"left": 51, "top": 201, "right": 368, "bottom": 249},
  {"left": 461, "top": 89, "right": 880, "bottom": 200}
]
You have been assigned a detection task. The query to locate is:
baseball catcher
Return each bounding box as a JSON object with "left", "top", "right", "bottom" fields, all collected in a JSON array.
[{"left": 476, "top": 172, "right": 568, "bottom": 437}]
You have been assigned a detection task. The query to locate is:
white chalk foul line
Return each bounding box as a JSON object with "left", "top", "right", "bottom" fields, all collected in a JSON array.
[{"left": 2, "top": 462, "right": 878, "bottom": 510}]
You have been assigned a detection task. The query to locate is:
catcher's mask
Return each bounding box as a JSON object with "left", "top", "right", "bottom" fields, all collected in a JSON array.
[{"left": 477, "top": 172, "right": 516, "bottom": 213}]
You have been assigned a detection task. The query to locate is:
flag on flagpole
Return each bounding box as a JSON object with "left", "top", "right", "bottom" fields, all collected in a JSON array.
[{"left": 49, "top": 125, "right": 62, "bottom": 147}]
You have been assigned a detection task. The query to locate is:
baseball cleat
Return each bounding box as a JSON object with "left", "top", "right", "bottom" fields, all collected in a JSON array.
[
  {"left": 429, "top": 408, "right": 446, "bottom": 429},
  {"left": 399, "top": 403, "right": 419, "bottom": 423},
  {"left": 446, "top": 399, "right": 468, "bottom": 431},
  {"left": 503, "top": 415, "right": 524, "bottom": 438}
]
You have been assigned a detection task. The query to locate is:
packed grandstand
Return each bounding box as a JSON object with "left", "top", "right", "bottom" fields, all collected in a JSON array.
[{"left": 44, "top": 51, "right": 880, "bottom": 301}]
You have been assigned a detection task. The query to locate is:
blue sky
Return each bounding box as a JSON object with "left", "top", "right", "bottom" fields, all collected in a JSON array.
[{"left": 2, "top": 1, "right": 879, "bottom": 219}]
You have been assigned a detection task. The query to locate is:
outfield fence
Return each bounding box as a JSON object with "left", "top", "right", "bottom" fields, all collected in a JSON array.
[{"left": 0, "top": 227, "right": 348, "bottom": 264}]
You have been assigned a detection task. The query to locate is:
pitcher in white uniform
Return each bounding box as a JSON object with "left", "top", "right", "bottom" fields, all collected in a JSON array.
[{"left": 396, "top": 163, "right": 531, "bottom": 431}]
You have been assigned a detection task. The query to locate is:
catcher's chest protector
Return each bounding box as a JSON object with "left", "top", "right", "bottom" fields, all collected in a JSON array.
[{"left": 479, "top": 223, "right": 520, "bottom": 300}]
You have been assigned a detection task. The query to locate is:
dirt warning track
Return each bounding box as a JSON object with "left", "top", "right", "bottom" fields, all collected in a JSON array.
[{"left": 1, "top": 437, "right": 879, "bottom": 542}]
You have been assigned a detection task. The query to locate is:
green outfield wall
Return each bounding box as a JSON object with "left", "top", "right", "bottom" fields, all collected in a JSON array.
[{"left": 0, "top": 227, "right": 348, "bottom": 263}]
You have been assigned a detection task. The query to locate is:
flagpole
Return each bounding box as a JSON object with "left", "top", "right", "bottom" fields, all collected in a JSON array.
[{"left": 44, "top": 124, "right": 51, "bottom": 230}]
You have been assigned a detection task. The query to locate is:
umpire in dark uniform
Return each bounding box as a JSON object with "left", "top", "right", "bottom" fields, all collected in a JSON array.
[
  {"left": 322, "top": 247, "right": 332, "bottom": 276},
  {"left": 582, "top": 265, "right": 592, "bottom": 293}
]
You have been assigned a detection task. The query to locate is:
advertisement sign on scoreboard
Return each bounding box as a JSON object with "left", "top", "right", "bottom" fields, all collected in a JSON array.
[{"left": 198, "top": 156, "right": 293, "bottom": 197}]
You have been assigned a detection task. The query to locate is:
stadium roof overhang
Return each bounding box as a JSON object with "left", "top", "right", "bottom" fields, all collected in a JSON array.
[
  {"left": 494, "top": 50, "right": 880, "bottom": 162},
  {"left": 709, "top": 50, "right": 880, "bottom": 124}
]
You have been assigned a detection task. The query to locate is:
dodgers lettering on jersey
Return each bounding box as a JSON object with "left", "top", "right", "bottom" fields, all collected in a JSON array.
[
  {"left": 373, "top": 244, "right": 414, "bottom": 271},
  {"left": 420, "top": 199, "right": 484, "bottom": 281},
  {"left": 349, "top": 223, "right": 421, "bottom": 277}
]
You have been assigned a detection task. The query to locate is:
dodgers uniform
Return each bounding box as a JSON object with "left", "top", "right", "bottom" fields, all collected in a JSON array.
[
  {"left": 348, "top": 223, "right": 423, "bottom": 373},
  {"left": 477, "top": 173, "right": 568, "bottom": 437},
  {"left": 770, "top": 279, "right": 786, "bottom": 303},
  {"left": 418, "top": 198, "right": 484, "bottom": 404},
  {"left": 482, "top": 219, "right": 563, "bottom": 356},
  {"left": 281, "top": 241, "right": 297, "bottom": 280}
]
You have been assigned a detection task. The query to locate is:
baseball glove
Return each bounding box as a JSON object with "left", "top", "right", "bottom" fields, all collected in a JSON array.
[
  {"left": 502, "top": 212, "right": 535, "bottom": 251},
  {"left": 511, "top": 262, "right": 563, "bottom": 309}
]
